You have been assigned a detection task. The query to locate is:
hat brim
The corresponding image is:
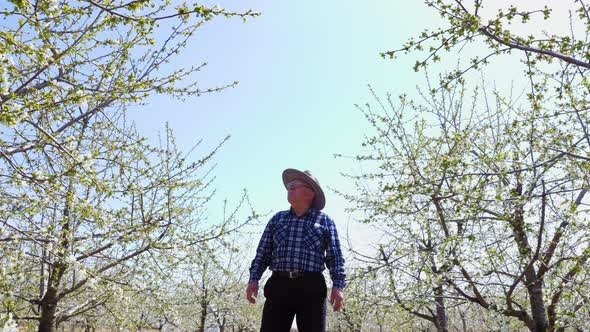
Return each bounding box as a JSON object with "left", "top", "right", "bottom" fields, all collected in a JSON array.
[{"left": 282, "top": 169, "right": 326, "bottom": 210}]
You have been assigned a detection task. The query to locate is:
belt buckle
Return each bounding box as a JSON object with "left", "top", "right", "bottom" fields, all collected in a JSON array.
[{"left": 288, "top": 271, "right": 298, "bottom": 278}]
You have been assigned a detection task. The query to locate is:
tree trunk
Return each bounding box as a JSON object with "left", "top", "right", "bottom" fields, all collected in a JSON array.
[
  {"left": 39, "top": 286, "right": 59, "bottom": 332},
  {"left": 526, "top": 276, "right": 548, "bottom": 332},
  {"left": 434, "top": 285, "right": 449, "bottom": 332},
  {"left": 199, "top": 299, "right": 207, "bottom": 332},
  {"left": 510, "top": 183, "right": 548, "bottom": 332},
  {"left": 40, "top": 181, "right": 74, "bottom": 332}
]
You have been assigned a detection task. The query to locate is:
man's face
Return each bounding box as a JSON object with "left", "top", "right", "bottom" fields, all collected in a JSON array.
[{"left": 286, "top": 179, "right": 315, "bottom": 207}]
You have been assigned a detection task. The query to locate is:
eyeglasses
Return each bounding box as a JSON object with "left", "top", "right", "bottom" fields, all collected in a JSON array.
[{"left": 286, "top": 181, "right": 312, "bottom": 190}]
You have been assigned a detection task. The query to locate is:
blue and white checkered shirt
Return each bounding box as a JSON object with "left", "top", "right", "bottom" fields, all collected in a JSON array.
[{"left": 249, "top": 208, "right": 346, "bottom": 289}]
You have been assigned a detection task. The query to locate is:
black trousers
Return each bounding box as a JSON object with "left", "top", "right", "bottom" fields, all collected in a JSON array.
[{"left": 261, "top": 272, "right": 327, "bottom": 332}]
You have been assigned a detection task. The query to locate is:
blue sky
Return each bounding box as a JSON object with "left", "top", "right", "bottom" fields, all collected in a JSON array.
[
  {"left": 128, "top": 0, "right": 441, "bottom": 253},
  {"left": 127, "top": 0, "right": 560, "bottom": 257}
]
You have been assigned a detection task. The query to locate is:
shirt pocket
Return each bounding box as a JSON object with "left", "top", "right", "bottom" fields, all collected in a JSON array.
[
  {"left": 273, "top": 222, "right": 289, "bottom": 247},
  {"left": 304, "top": 223, "right": 325, "bottom": 251}
]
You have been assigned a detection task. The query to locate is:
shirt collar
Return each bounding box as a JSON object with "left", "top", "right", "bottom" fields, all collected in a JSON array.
[{"left": 289, "top": 207, "right": 316, "bottom": 218}]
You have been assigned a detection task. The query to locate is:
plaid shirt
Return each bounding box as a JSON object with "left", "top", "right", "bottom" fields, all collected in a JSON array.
[{"left": 249, "top": 208, "right": 346, "bottom": 289}]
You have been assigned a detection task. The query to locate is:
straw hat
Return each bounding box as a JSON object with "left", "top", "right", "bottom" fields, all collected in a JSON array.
[{"left": 282, "top": 168, "right": 326, "bottom": 210}]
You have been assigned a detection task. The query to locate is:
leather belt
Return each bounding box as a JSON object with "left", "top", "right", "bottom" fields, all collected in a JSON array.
[{"left": 273, "top": 271, "right": 312, "bottom": 279}]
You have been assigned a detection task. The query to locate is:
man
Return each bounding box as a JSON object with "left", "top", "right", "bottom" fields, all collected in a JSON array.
[{"left": 246, "top": 168, "right": 346, "bottom": 332}]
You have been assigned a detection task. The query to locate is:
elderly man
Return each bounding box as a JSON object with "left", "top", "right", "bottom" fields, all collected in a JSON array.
[{"left": 246, "top": 169, "right": 346, "bottom": 332}]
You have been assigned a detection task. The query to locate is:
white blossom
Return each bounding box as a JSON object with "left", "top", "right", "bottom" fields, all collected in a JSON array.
[
  {"left": 65, "top": 254, "right": 77, "bottom": 265},
  {"left": 31, "top": 171, "right": 47, "bottom": 181},
  {"left": 88, "top": 277, "right": 98, "bottom": 290},
  {"left": 76, "top": 267, "right": 88, "bottom": 280},
  {"left": 82, "top": 158, "right": 94, "bottom": 168},
  {"left": 47, "top": 0, "right": 61, "bottom": 15},
  {"left": 74, "top": 90, "right": 88, "bottom": 108},
  {"left": 0, "top": 54, "right": 14, "bottom": 66},
  {"left": 1, "top": 313, "right": 18, "bottom": 332}
]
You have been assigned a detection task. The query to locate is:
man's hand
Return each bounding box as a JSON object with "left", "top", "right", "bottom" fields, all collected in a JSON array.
[
  {"left": 329, "top": 287, "right": 344, "bottom": 311},
  {"left": 246, "top": 281, "right": 259, "bottom": 304}
]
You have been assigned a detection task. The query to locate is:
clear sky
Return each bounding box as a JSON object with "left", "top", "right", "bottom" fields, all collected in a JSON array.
[
  {"left": 127, "top": 0, "right": 436, "bottom": 255},
  {"left": 127, "top": 1, "right": 567, "bottom": 258}
]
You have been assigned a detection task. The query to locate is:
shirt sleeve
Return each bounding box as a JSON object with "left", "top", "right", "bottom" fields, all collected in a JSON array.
[
  {"left": 248, "top": 216, "right": 274, "bottom": 282},
  {"left": 324, "top": 216, "right": 346, "bottom": 289}
]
